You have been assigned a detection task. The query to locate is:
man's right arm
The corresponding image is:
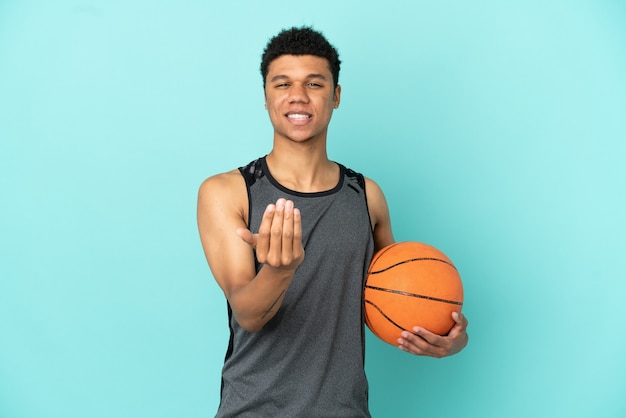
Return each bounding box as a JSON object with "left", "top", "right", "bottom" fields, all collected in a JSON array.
[{"left": 196, "top": 171, "right": 304, "bottom": 332}]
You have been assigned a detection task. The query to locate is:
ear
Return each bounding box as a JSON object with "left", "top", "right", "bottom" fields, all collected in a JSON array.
[{"left": 333, "top": 84, "right": 341, "bottom": 109}]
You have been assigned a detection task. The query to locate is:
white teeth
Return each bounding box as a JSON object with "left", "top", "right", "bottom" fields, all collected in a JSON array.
[{"left": 288, "top": 114, "right": 310, "bottom": 120}]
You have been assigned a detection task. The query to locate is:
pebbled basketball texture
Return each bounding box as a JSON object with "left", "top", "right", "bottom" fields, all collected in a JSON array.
[{"left": 364, "top": 241, "right": 464, "bottom": 346}]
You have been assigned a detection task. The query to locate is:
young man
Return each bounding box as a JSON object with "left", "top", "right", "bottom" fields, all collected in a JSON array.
[{"left": 197, "top": 26, "right": 468, "bottom": 417}]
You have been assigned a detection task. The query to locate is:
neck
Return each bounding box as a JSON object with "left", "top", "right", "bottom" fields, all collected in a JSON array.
[{"left": 266, "top": 137, "right": 338, "bottom": 193}]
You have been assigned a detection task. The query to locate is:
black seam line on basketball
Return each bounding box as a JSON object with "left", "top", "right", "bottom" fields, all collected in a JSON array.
[
  {"left": 369, "top": 257, "right": 457, "bottom": 274},
  {"left": 365, "top": 285, "right": 463, "bottom": 306},
  {"left": 365, "top": 300, "right": 408, "bottom": 332}
]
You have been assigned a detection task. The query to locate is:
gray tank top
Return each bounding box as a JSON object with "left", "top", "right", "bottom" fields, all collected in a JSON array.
[{"left": 216, "top": 156, "right": 375, "bottom": 417}]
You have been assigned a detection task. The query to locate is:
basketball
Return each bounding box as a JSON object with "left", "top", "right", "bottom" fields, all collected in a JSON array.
[{"left": 364, "top": 241, "right": 464, "bottom": 346}]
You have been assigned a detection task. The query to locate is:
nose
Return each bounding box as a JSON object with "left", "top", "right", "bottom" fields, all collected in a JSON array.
[{"left": 288, "top": 83, "right": 309, "bottom": 103}]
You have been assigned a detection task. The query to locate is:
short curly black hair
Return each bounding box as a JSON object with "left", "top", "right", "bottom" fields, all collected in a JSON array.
[{"left": 260, "top": 26, "right": 341, "bottom": 88}]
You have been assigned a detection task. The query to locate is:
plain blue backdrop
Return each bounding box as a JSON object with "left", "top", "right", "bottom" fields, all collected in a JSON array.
[{"left": 1, "top": 1, "right": 625, "bottom": 417}]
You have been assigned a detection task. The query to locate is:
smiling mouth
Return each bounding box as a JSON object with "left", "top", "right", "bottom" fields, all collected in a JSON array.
[{"left": 287, "top": 113, "right": 312, "bottom": 120}]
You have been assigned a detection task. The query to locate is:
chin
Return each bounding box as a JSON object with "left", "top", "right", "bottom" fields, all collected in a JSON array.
[
  {"left": 289, "top": 134, "right": 319, "bottom": 143},
  {"left": 275, "top": 130, "right": 314, "bottom": 143},
  {"left": 287, "top": 129, "right": 327, "bottom": 143}
]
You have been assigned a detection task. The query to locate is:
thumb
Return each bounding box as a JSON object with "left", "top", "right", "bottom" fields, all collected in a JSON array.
[
  {"left": 236, "top": 228, "right": 257, "bottom": 248},
  {"left": 448, "top": 311, "right": 468, "bottom": 336}
]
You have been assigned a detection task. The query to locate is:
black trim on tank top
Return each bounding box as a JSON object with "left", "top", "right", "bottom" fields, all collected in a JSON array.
[
  {"left": 344, "top": 167, "right": 366, "bottom": 191},
  {"left": 261, "top": 156, "right": 345, "bottom": 198},
  {"left": 239, "top": 158, "right": 265, "bottom": 188}
]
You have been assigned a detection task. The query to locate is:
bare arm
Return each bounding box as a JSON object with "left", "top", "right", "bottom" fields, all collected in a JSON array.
[
  {"left": 197, "top": 171, "right": 304, "bottom": 332},
  {"left": 365, "top": 177, "right": 469, "bottom": 357},
  {"left": 365, "top": 177, "right": 395, "bottom": 251}
]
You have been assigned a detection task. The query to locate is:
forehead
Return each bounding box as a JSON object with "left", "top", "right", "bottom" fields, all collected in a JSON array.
[{"left": 266, "top": 55, "right": 332, "bottom": 80}]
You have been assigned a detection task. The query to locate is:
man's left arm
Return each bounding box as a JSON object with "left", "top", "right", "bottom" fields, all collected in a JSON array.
[{"left": 365, "top": 177, "right": 469, "bottom": 357}]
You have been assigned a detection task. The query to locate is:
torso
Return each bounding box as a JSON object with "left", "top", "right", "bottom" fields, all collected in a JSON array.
[{"left": 216, "top": 156, "right": 375, "bottom": 417}]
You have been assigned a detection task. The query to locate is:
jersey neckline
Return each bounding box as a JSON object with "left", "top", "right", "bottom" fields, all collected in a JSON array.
[{"left": 261, "top": 156, "right": 345, "bottom": 198}]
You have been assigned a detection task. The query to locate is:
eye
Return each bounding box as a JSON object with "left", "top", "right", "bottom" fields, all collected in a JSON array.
[{"left": 307, "top": 82, "right": 322, "bottom": 88}]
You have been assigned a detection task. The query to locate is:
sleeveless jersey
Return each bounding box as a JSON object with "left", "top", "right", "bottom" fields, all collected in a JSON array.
[{"left": 215, "top": 156, "right": 375, "bottom": 417}]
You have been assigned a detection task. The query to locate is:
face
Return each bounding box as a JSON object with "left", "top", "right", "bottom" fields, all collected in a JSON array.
[{"left": 264, "top": 55, "right": 341, "bottom": 144}]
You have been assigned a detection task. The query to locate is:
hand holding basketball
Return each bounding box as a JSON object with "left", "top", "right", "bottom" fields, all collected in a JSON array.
[
  {"left": 237, "top": 198, "right": 304, "bottom": 271},
  {"left": 364, "top": 241, "right": 469, "bottom": 357},
  {"left": 398, "top": 311, "right": 469, "bottom": 357}
]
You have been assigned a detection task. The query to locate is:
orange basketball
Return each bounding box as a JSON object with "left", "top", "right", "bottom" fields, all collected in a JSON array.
[{"left": 364, "top": 241, "right": 464, "bottom": 346}]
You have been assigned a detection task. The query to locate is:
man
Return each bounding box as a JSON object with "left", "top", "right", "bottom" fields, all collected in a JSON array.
[{"left": 197, "top": 26, "right": 469, "bottom": 417}]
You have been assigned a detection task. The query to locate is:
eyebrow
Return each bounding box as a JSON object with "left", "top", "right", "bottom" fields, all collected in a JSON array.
[{"left": 269, "top": 73, "right": 328, "bottom": 83}]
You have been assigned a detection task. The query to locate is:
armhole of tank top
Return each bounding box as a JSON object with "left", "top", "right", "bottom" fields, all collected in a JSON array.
[
  {"left": 238, "top": 166, "right": 253, "bottom": 229},
  {"left": 359, "top": 173, "right": 375, "bottom": 236},
  {"left": 238, "top": 162, "right": 263, "bottom": 272},
  {"left": 344, "top": 167, "right": 375, "bottom": 236}
]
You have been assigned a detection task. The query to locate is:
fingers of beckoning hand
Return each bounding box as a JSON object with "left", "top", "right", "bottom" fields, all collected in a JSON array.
[
  {"left": 291, "top": 205, "right": 304, "bottom": 262},
  {"left": 280, "top": 200, "right": 296, "bottom": 262},
  {"left": 278, "top": 199, "right": 305, "bottom": 267},
  {"left": 257, "top": 198, "right": 303, "bottom": 269},
  {"left": 255, "top": 201, "right": 277, "bottom": 263},
  {"left": 268, "top": 198, "right": 287, "bottom": 265}
]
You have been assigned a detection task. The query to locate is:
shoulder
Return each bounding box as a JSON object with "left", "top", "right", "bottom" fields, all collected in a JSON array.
[
  {"left": 364, "top": 176, "right": 384, "bottom": 198},
  {"left": 363, "top": 177, "right": 388, "bottom": 217},
  {"left": 199, "top": 169, "right": 245, "bottom": 197},
  {"left": 198, "top": 169, "right": 248, "bottom": 223}
]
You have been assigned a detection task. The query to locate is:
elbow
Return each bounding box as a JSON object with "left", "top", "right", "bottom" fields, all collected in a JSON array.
[
  {"left": 228, "top": 289, "right": 278, "bottom": 333},
  {"left": 235, "top": 316, "right": 265, "bottom": 333},
  {"left": 228, "top": 291, "right": 270, "bottom": 333}
]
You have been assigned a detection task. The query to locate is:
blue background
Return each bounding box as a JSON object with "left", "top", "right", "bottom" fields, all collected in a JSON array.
[{"left": 1, "top": 1, "right": 625, "bottom": 417}]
